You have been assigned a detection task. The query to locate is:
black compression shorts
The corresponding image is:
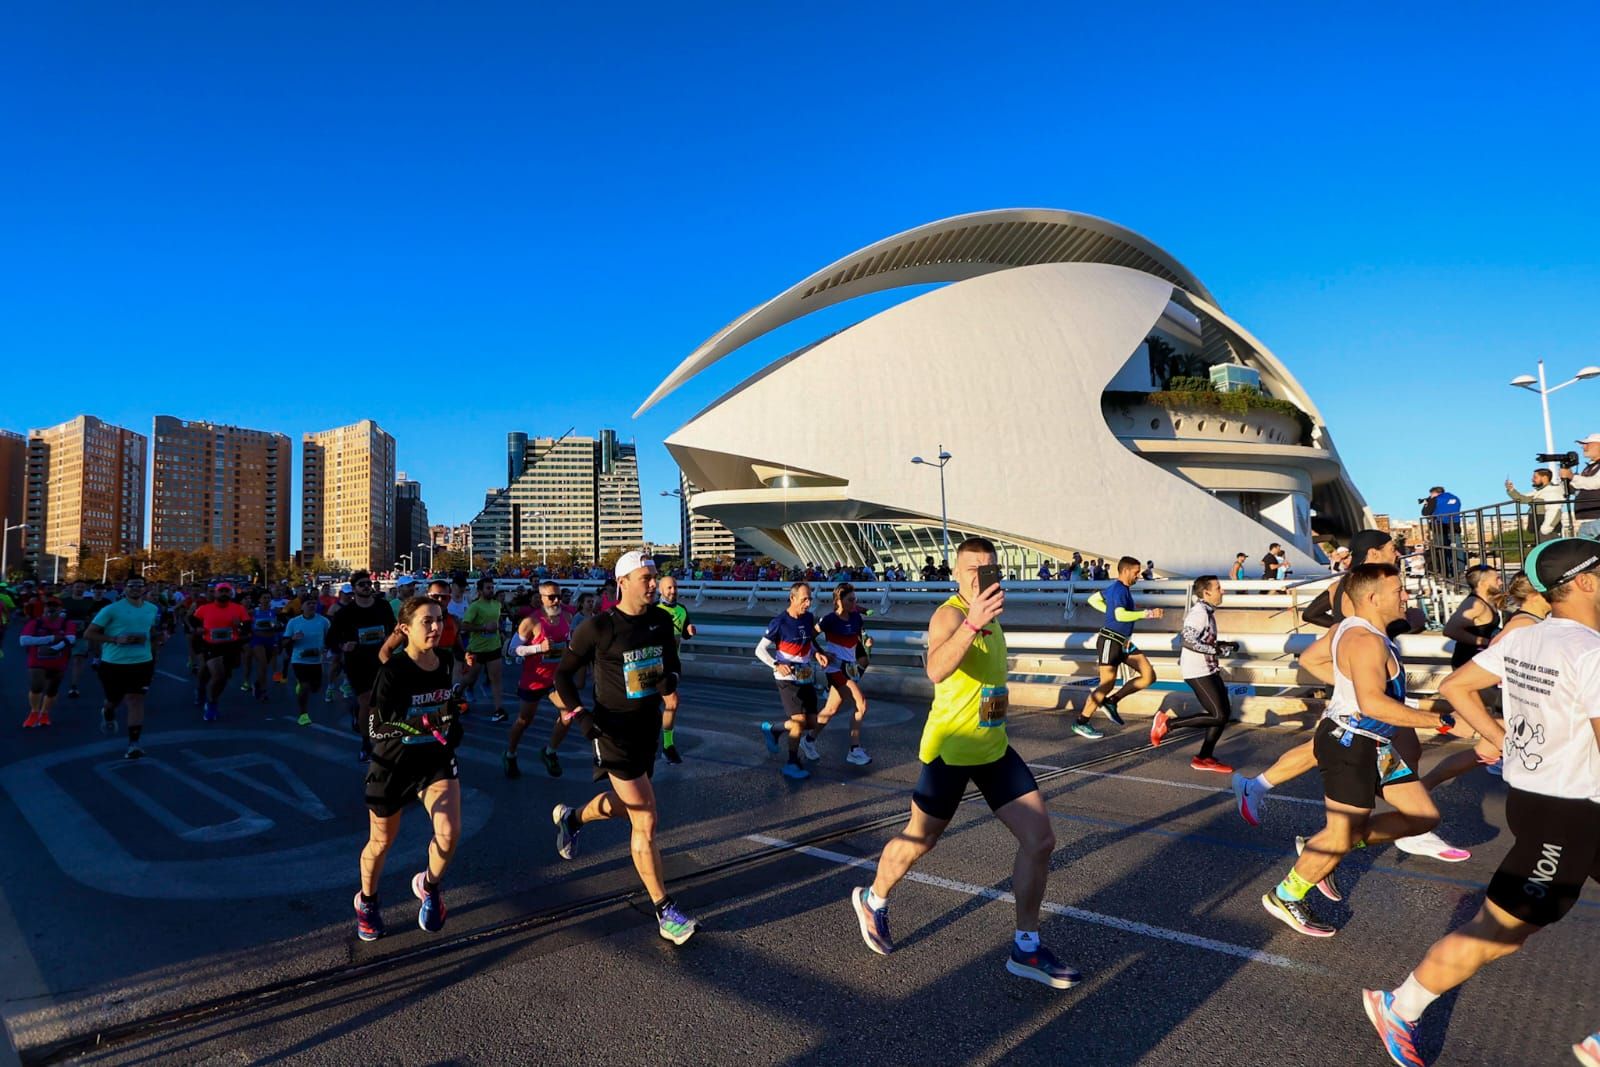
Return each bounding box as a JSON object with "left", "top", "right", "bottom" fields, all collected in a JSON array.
[
  {"left": 913, "top": 746, "right": 1038, "bottom": 821},
  {"left": 590, "top": 706, "right": 662, "bottom": 783},
  {"left": 99, "top": 661, "right": 155, "bottom": 703},
  {"left": 204, "top": 642, "right": 243, "bottom": 671},
  {"left": 1487, "top": 785, "right": 1600, "bottom": 927},
  {"left": 292, "top": 662, "right": 324, "bottom": 689},
  {"left": 364, "top": 747, "right": 459, "bottom": 817},
  {"left": 1313, "top": 718, "right": 1419, "bottom": 809},
  {"left": 29, "top": 668, "right": 64, "bottom": 697}
]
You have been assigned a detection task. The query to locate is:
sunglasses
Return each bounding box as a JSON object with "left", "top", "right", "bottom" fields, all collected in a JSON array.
[{"left": 542, "top": 593, "right": 561, "bottom": 601}]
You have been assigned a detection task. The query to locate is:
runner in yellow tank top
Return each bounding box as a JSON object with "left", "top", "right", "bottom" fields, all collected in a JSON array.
[{"left": 850, "top": 537, "right": 1081, "bottom": 989}]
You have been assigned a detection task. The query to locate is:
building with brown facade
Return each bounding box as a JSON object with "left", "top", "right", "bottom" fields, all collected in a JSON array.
[
  {"left": 25, "top": 415, "right": 146, "bottom": 579},
  {"left": 151, "top": 416, "right": 291, "bottom": 562},
  {"left": 0, "top": 430, "right": 25, "bottom": 573},
  {"left": 302, "top": 419, "right": 396, "bottom": 572}
]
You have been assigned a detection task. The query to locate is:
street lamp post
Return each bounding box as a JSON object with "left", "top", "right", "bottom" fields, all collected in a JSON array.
[
  {"left": 910, "top": 446, "right": 954, "bottom": 565},
  {"left": 54, "top": 543, "right": 78, "bottom": 584},
  {"left": 141, "top": 562, "right": 158, "bottom": 577},
  {"left": 396, "top": 554, "right": 412, "bottom": 573},
  {"left": 103, "top": 556, "right": 125, "bottom": 583},
  {"left": 1, "top": 519, "right": 25, "bottom": 580},
  {"left": 529, "top": 511, "right": 547, "bottom": 566},
  {"left": 180, "top": 569, "right": 196, "bottom": 586},
  {"left": 417, "top": 542, "right": 432, "bottom": 573},
  {"left": 1511, "top": 360, "right": 1600, "bottom": 474}
]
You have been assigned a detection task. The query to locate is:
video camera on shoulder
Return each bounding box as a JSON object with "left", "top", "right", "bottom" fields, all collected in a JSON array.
[{"left": 1538, "top": 450, "right": 1580, "bottom": 469}]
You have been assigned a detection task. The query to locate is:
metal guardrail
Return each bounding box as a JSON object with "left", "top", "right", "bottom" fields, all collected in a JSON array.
[{"left": 1418, "top": 496, "right": 1577, "bottom": 591}]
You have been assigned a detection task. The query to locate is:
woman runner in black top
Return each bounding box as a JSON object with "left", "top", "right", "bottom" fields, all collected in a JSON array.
[
  {"left": 353, "top": 596, "right": 461, "bottom": 942},
  {"left": 549, "top": 551, "right": 697, "bottom": 945}
]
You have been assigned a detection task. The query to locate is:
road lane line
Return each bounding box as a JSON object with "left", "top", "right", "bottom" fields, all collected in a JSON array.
[
  {"left": 745, "top": 833, "right": 1321, "bottom": 972},
  {"left": 1027, "top": 764, "right": 1322, "bottom": 807}
]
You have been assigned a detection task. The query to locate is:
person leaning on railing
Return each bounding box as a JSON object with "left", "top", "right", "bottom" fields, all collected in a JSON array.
[
  {"left": 1557, "top": 433, "right": 1600, "bottom": 538},
  {"left": 1504, "top": 467, "right": 1567, "bottom": 542}
]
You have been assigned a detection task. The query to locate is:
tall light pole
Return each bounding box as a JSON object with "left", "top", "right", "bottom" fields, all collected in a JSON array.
[
  {"left": 396, "top": 553, "right": 412, "bottom": 573},
  {"left": 662, "top": 489, "right": 685, "bottom": 565},
  {"left": 910, "top": 446, "right": 953, "bottom": 565},
  {"left": 530, "top": 511, "right": 547, "bottom": 566},
  {"left": 1511, "top": 361, "right": 1600, "bottom": 474},
  {"left": 103, "top": 555, "right": 125, "bottom": 583},
  {"left": 1, "top": 519, "right": 25, "bottom": 580},
  {"left": 141, "top": 562, "right": 158, "bottom": 577},
  {"left": 54, "top": 542, "right": 78, "bottom": 584},
  {"left": 417, "top": 542, "right": 432, "bottom": 573}
]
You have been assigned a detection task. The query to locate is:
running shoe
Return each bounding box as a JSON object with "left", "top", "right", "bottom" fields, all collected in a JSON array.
[
  {"left": 541, "top": 749, "right": 562, "bottom": 777},
  {"left": 759, "top": 721, "right": 780, "bottom": 755},
  {"left": 1574, "top": 1031, "right": 1600, "bottom": 1067},
  {"left": 656, "top": 903, "right": 697, "bottom": 946},
  {"left": 239, "top": 679, "right": 251, "bottom": 692},
  {"left": 1100, "top": 699, "right": 1124, "bottom": 726},
  {"left": 1149, "top": 711, "right": 1170, "bottom": 746},
  {"left": 1006, "top": 943, "right": 1082, "bottom": 989},
  {"left": 1362, "top": 988, "right": 1424, "bottom": 1067},
  {"left": 663, "top": 744, "right": 683, "bottom": 765},
  {"left": 101, "top": 713, "right": 117, "bottom": 733},
  {"left": 1231, "top": 772, "right": 1268, "bottom": 827},
  {"left": 21, "top": 712, "right": 40, "bottom": 729},
  {"left": 553, "top": 804, "right": 580, "bottom": 860},
  {"left": 1294, "top": 835, "right": 1344, "bottom": 902},
  {"left": 412, "top": 872, "right": 446, "bottom": 933},
  {"left": 272, "top": 671, "right": 285, "bottom": 684},
  {"left": 1260, "top": 891, "right": 1336, "bottom": 937},
  {"left": 799, "top": 735, "right": 821, "bottom": 761},
  {"left": 340, "top": 680, "right": 354, "bottom": 698},
  {"left": 203, "top": 702, "right": 218, "bottom": 723},
  {"left": 124, "top": 744, "right": 143, "bottom": 760},
  {"left": 1072, "top": 722, "right": 1104, "bottom": 740},
  {"left": 66, "top": 686, "right": 80, "bottom": 699},
  {"left": 1190, "top": 756, "right": 1234, "bottom": 774},
  {"left": 781, "top": 759, "right": 811, "bottom": 780},
  {"left": 1394, "top": 831, "right": 1471, "bottom": 863},
  {"left": 503, "top": 752, "right": 521, "bottom": 779},
  {"left": 851, "top": 887, "right": 893, "bottom": 954},
  {"left": 489, "top": 709, "right": 508, "bottom": 724},
  {"left": 296, "top": 712, "right": 312, "bottom": 726},
  {"left": 1485, "top": 760, "right": 1503, "bottom": 778},
  {"left": 846, "top": 746, "right": 873, "bottom": 766},
  {"left": 324, "top": 685, "right": 335, "bottom": 703},
  {"left": 38, "top": 711, "right": 51, "bottom": 727},
  {"left": 353, "top": 892, "right": 384, "bottom": 942}
]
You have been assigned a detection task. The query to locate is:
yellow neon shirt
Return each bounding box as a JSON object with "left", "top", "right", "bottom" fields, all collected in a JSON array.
[{"left": 918, "top": 593, "right": 1009, "bottom": 766}]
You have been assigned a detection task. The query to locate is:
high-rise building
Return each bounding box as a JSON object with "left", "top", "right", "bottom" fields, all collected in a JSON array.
[
  {"left": 25, "top": 415, "right": 146, "bottom": 578},
  {"left": 0, "top": 430, "right": 25, "bottom": 571},
  {"left": 678, "top": 472, "right": 759, "bottom": 564},
  {"left": 301, "top": 419, "right": 396, "bottom": 571},
  {"left": 150, "top": 416, "right": 291, "bottom": 562},
  {"left": 469, "top": 429, "right": 642, "bottom": 564},
  {"left": 395, "top": 472, "right": 430, "bottom": 569}
]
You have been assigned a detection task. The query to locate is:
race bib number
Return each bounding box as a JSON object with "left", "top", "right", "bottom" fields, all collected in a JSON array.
[
  {"left": 357, "top": 625, "right": 385, "bottom": 646},
  {"left": 253, "top": 618, "right": 275, "bottom": 632},
  {"left": 1375, "top": 743, "right": 1412, "bottom": 785},
  {"left": 787, "top": 663, "right": 814, "bottom": 684},
  {"left": 209, "top": 627, "right": 234, "bottom": 642},
  {"left": 296, "top": 647, "right": 320, "bottom": 662},
  {"left": 979, "top": 685, "right": 1010, "bottom": 728},
  {"left": 624, "top": 648, "right": 665, "bottom": 699}
]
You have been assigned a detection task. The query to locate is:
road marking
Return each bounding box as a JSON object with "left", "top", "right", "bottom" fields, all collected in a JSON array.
[
  {"left": 1027, "top": 764, "right": 1322, "bottom": 807},
  {"left": 745, "top": 833, "right": 1318, "bottom": 972},
  {"left": 155, "top": 669, "right": 192, "bottom": 683}
]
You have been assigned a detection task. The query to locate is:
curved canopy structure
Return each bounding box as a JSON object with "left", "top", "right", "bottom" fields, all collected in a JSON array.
[{"left": 636, "top": 208, "right": 1215, "bottom": 416}]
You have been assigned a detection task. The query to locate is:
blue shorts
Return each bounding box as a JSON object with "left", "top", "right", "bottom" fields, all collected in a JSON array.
[{"left": 912, "top": 746, "right": 1037, "bottom": 821}]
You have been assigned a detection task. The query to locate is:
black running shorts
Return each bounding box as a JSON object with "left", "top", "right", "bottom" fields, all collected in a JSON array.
[
  {"left": 913, "top": 747, "right": 1038, "bottom": 821},
  {"left": 590, "top": 705, "right": 662, "bottom": 783},
  {"left": 291, "top": 662, "right": 324, "bottom": 689},
  {"left": 1312, "top": 718, "right": 1419, "bottom": 809},
  {"left": 469, "top": 646, "right": 503, "bottom": 663},
  {"left": 1096, "top": 630, "right": 1139, "bottom": 669},
  {"left": 517, "top": 685, "right": 554, "bottom": 706},
  {"left": 98, "top": 660, "right": 155, "bottom": 703},
  {"left": 776, "top": 679, "right": 819, "bottom": 720},
  {"left": 344, "top": 656, "right": 381, "bottom": 696},
  {"left": 204, "top": 641, "right": 243, "bottom": 671},
  {"left": 1487, "top": 785, "right": 1600, "bottom": 927},
  {"left": 364, "top": 747, "right": 459, "bottom": 817},
  {"left": 28, "top": 667, "right": 64, "bottom": 697}
]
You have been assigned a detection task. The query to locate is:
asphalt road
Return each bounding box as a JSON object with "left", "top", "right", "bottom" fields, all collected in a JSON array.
[{"left": 0, "top": 638, "right": 1593, "bottom": 1066}]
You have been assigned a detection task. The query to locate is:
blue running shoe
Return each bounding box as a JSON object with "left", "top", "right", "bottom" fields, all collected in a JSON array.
[
  {"left": 656, "top": 903, "right": 697, "bottom": 945},
  {"left": 1072, "top": 722, "right": 1104, "bottom": 740},
  {"left": 1100, "top": 699, "right": 1124, "bottom": 726},
  {"left": 781, "top": 759, "right": 810, "bottom": 780},
  {"left": 203, "top": 701, "right": 218, "bottom": 723},
  {"left": 353, "top": 892, "right": 384, "bottom": 942},
  {"left": 553, "top": 804, "right": 580, "bottom": 860},
  {"left": 850, "top": 887, "right": 893, "bottom": 955},
  {"left": 759, "top": 721, "right": 780, "bottom": 755},
  {"left": 1006, "top": 943, "right": 1082, "bottom": 989},
  {"left": 1574, "top": 1031, "right": 1600, "bottom": 1067},
  {"left": 1362, "top": 988, "right": 1424, "bottom": 1067},
  {"left": 412, "top": 872, "right": 445, "bottom": 933}
]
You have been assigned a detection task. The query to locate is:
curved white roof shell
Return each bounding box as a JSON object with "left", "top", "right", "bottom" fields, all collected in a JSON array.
[{"left": 636, "top": 208, "right": 1215, "bottom": 416}]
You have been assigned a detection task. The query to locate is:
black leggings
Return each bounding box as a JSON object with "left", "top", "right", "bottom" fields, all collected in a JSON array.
[{"left": 1176, "top": 672, "right": 1233, "bottom": 759}]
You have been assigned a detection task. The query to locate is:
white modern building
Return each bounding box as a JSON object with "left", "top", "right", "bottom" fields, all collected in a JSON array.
[{"left": 637, "top": 209, "right": 1372, "bottom": 577}]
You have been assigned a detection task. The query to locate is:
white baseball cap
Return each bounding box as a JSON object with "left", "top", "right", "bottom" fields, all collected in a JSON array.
[
  {"left": 614, "top": 550, "right": 656, "bottom": 580},
  {"left": 1577, "top": 434, "right": 1600, "bottom": 445}
]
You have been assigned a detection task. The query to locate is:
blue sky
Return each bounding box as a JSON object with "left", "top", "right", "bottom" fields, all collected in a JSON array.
[{"left": 5, "top": 4, "right": 1599, "bottom": 547}]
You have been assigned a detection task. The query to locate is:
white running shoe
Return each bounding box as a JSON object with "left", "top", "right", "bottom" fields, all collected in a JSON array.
[
  {"left": 1394, "top": 831, "right": 1471, "bottom": 862},
  {"left": 846, "top": 746, "right": 872, "bottom": 766},
  {"left": 1231, "top": 772, "right": 1269, "bottom": 827},
  {"left": 799, "top": 735, "right": 821, "bottom": 762}
]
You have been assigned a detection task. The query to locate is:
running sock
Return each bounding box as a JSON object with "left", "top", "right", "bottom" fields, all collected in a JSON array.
[
  {"left": 1275, "top": 869, "right": 1314, "bottom": 902},
  {"left": 865, "top": 888, "right": 887, "bottom": 911},
  {"left": 804, "top": 731, "right": 816, "bottom": 742},
  {"left": 1252, "top": 773, "right": 1272, "bottom": 792},
  {"left": 1014, "top": 930, "right": 1040, "bottom": 953},
  {"left": 1391, "top": 973, "right": 1439, "bottom": 1022},
  {"left": 127, "top": 725, "right": 142, "bottom": 743},
  {"left": 360, "top": 892, "right": 377, "bottom": 906},
  {"left": 423, "top": 876, "right": 439, "bottom": 895},
  {"left": 652, "top": 895, "right": 675, "bottom": 917},
  {"left": 661, "top": 728, "right": 675, "bottom": 747}
]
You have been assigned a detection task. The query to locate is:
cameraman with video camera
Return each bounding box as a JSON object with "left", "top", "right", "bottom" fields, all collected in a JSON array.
[
  {"left": 1557, "top": 434, "right": 1600, "bottom": 538},
  {"left": 1505, "top": 466, "right": 1567, "bottom": 542}
]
